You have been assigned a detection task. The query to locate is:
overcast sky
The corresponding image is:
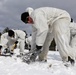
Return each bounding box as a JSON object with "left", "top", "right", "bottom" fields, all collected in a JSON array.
[{"left": 0, "top": 0, "right": 76, "bottom": 34}]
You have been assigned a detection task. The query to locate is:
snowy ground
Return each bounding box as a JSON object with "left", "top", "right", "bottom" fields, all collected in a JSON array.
[{"left": 0, "top": 49, "right": 76, "bottom": 75}]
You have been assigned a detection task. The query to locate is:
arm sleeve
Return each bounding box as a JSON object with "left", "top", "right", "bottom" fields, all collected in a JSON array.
[
  {"left": 17, "top": 31, "right": 26, "bottom": 40},
  {"left": 31, "top": 26, "right": 37, "bottom": 50},
  {"left": 33, "top": 14, "right": 48, "bottom": 46},
  {"left": 1, "top": 33, "right": 8, "bottom": 48}
]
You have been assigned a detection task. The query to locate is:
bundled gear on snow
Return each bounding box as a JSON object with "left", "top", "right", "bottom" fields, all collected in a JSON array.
[
  {"left": 0, "top": 44, "right": 11, "bottom": 56},
  {"left": 21, "top": 45, "right": 42, "bottom": 64}
]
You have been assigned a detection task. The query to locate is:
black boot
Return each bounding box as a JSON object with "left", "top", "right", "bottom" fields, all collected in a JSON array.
[{"left": 68, "top": 56, "right": 75, "bottom": 66}]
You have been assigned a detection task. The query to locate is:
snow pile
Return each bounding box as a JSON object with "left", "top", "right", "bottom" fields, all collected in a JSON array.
[{"left": 0, "top": 50, "right": 76, "bottom": 75}]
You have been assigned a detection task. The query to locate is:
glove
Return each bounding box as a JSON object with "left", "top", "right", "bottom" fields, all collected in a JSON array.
[
  {"left": 15, "top": 41, "right": 18, "bottom": 44},
  {"left": 36, "top": 45, "right": 42, "bottom": 50},
  {"left": 0, "top": 45, "right": 2, "bottom": 50},
  {"left": 70, "top": 18, "right": 73, "bottom": 22},
  {"left": 0, "top": 45, "right": 2, "bottom": 55}
]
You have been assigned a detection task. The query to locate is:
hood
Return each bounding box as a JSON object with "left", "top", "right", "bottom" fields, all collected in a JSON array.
[{"left": 26, "top": 7, "right": 34, "bottom": 16}]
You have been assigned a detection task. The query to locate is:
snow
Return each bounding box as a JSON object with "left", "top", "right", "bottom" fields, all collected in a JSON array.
[{"left": 0, "top": 49, "right": 76, "bottom": 75}]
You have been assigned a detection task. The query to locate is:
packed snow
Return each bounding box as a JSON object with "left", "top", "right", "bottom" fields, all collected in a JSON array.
[{"left": 0, "top": 49, "right": 76, "bottom": 75}]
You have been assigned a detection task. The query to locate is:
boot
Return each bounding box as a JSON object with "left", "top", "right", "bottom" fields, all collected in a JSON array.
[{"left": 68, "top": 56, "right": 75, "bottom": 66}]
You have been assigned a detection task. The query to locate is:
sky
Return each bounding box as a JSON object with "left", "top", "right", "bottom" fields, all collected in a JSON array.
[{"left": 0, "top": 0, "right": 76, "bottom": 34}]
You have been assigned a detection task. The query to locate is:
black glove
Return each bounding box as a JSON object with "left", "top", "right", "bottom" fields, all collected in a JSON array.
[
  {"left": 15, "top": 41, "right": 18, "bottom": 44},
  {"left": 13, "top": 41, "right": 18, "bottom": 49},
  {"left": 0, "top": 45, "right": 2, "bottom": 55},
  {"left": 0, "top": 45, "right": 2, "bottom": 50},
  {"left": 70, "top": 18, "right": 73, "bottom": 22},
  {"left": 36, "top": 45, "right": 42, "bottom": 50}
]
